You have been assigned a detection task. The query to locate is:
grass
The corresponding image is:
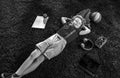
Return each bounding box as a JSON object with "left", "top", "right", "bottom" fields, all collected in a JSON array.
[{"left": 0, "top": 0, "right": 120, "bottom": 78}]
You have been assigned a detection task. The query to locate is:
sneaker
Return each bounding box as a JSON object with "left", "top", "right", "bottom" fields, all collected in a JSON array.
[
  {"left": 1, "top": 73, "right": 12, "bottom": 78},
  {"left": 12, "top": 73, "right": 21, "bottom": 78}
]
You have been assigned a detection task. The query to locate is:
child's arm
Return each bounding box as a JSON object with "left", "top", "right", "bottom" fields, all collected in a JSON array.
[{"left": 79, "top": 26, "right": 91, "bottom": 35}]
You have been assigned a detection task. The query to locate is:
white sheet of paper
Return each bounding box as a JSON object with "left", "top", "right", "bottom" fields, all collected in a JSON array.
[{"left": 32, "top": 16, "right": 48, "bottom": 29}]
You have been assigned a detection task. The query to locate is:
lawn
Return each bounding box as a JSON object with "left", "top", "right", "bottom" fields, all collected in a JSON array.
[{"left": 0, "top": 0, "right": 120, "bottom": 78}]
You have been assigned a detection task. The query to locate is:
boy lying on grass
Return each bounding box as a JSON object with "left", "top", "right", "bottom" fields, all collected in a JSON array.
[{"left": 1, "top": 9, "right": 101, "bottom": 78}]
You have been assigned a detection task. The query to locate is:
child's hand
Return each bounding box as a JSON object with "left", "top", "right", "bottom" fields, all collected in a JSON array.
[{"left": 61, "top": 17, "right": 71, "bottom": 24}]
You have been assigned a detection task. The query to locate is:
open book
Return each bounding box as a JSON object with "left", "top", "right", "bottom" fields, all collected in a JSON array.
[{"left": 32, "top": 15, "right": 49, "bottom": 29}]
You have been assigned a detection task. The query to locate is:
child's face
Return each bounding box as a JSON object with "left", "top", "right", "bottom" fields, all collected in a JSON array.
[{"left": 72, "top": 17, "right": 82, "bottom": 28}]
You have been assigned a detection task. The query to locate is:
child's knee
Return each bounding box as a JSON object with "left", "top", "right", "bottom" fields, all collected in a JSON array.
[{"left": 30, "top": 49, "right": 41, "bottom": 60}]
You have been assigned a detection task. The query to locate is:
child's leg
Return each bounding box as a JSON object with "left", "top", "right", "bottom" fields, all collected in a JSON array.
[
  {"left": 15, "top": 49, "right": 41, "bottom": 76},
  {"left": 21, "top": 55, "right": 45, "bottom": 77}
]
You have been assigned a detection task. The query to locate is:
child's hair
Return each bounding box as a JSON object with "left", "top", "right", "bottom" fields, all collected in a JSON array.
[{"left": 72, "top": 15, "right": 86, "bottom": 26}]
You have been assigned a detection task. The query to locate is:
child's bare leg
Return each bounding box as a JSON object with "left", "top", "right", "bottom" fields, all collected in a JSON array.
[
  {"left": 21, "top": 55, "right": 45, "bottom": 77},
  {"left": 15, "top": 49, "right": 41, "bottom": 76}
]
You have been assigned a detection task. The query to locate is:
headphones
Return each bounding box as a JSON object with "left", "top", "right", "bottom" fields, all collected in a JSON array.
[{"left": 81, "top": 38, "right": 94, "bottom": 51}]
